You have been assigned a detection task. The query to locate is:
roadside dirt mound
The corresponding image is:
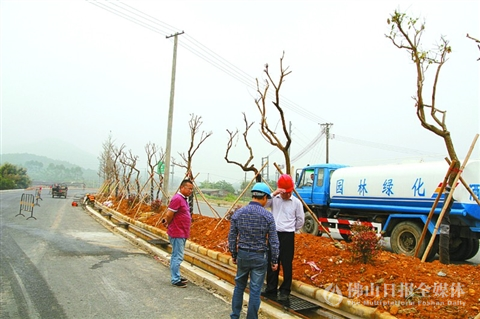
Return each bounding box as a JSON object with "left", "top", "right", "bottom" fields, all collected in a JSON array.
[{"left": 111, "top": 200, "right": 479, "bottom": 319}]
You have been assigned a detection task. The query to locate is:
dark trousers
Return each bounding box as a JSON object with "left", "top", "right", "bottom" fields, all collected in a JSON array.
[{"left": 265, "top": 231, "right": 295, "bottom": 295}]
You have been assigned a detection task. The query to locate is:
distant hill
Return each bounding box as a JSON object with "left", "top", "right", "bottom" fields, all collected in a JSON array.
[
  {"left": 1, "top": 137, "right": 98, "bottom": 170},
  {"left": 1, "top": 153, "right": 99, "bottom": 186},
  {"left": 1, "top": 153, "right": 85, "bottom": 169}
]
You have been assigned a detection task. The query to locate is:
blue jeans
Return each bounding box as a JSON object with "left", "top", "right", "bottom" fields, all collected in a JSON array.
[
  {"left": 230, "top": 249, "right": 268, "bottom": 319},
  {"left": 169, "top": 237, "right": 186, "bottom": 284}
]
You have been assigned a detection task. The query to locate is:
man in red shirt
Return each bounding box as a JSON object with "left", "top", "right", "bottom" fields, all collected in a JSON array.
[{"left": 162, "top": 179, "right": 194, "bottom": 288}]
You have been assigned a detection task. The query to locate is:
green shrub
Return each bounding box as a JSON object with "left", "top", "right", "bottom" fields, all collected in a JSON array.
[{"left": 348, "top": 222, "right": 384, "bottom": 264}]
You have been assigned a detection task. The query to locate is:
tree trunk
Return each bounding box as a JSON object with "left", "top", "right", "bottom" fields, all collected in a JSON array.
[
  {"left": 438, "top": 196, "right": 452, "bottom": 264},
  {"left": 188, "top": 194, "right": 194, "bottom": 216},
  {"left": 438, "top": 206, "right": 452, "bottom": 265}
]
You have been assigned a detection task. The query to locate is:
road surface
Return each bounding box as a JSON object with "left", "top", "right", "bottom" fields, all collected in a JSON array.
[{"left": 0, "top": 188, "right": 233, "bottom": 319}]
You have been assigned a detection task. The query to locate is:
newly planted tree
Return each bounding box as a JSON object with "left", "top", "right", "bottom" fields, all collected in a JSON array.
[
  {"left": 145, "top": 142, "right": 165, "bottom": 203},
  {"left": 255, "top": 52, "right": 293, "bottom": 174},
  {"left": 386, "top": 11, "right": 469, "bottom": 264},
  {"left": 174, "top": 113, "right": 212, "bottom": 213},
  {"left": 175, "top": 113, "right": 212, "bottom": 176},
  {"left": 466, "top": 33, "right": 480, "bottom": 60},
  {"left": 225, "top": 112, "right": 262, "bottom": 182},
  {"left": 98, "top": 133, "right": 117, "bottom": 194},
  {"left": 224, "top": 52, "right": 293, "bottom": 183}
]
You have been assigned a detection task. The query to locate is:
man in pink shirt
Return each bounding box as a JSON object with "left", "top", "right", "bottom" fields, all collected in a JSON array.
[{"left": 162, "top": 179, "right": 194, "bottom": 288}]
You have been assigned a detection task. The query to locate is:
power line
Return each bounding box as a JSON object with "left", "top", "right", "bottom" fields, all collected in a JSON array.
[
  {"left": 291, "top": 130, "right": 325, "bottom": 164},
  {"left": 87, "top": 0, "right": 170, "bottom": 36},
  {"left": 86, "top": 1, "right": 444, "bottom": 167},
  {"left": 86, "top": 0, "right": 326, "bottom": 124}
]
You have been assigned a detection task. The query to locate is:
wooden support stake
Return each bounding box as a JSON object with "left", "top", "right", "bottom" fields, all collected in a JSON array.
[
  {"left": 193, "top": 180, "right": 221, "bottom": 218},
  {"left": 446, "top": 158, "right": 480, "bottom": 206},
  {"left": 273, "top": 162, "right": 342, "bottom": 247},
  {"left": 214, "top": 161, "right": 269, "bottom": 230},
  {"left": 414, "top": 159, "right": 455, "bottom": 258},
  {"left": 421, "top": 133, "right": 479, "bottom": 262}
]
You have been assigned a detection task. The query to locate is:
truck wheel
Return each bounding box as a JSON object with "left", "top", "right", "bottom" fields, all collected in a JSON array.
[
  {"left": 466, "top": 239, "right": 480, "bottom": 260},
  {"left": 449, "top": 236, "right": 465, "bottom": 261},
  {"left": 449, "top": 237, "right": 470, "bottom": 261},
  {"left": 390, "top": 221, "right": 437, "bottom": 261},
  {"left": 302, "top": 214, "right": 319, "bottom": 235},
  {"left": 449, "top": 238, "right": 479, "bottom": 261}
]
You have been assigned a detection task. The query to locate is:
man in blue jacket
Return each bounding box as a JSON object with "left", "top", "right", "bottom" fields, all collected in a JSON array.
[{"left": 228, "top": 182, "right": 279, "bottom": 319}]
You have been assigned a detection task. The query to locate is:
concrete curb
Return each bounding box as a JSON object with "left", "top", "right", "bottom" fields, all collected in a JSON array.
[
  {"left": 85, "top": 206, "right": 299, "bottom": 318},
  {"left": 87, "top": 204, "right": 397, "bottom": 319}
]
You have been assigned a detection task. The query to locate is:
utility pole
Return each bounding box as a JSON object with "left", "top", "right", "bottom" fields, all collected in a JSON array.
[
  {"left": 288, "top": 121, "right": 292, "bottom": 158},
  {"left": 261, "top": 156, "right": 269, "bottom": 182},
  {"left": 163, "top": 31, "right": 184, "bottom": 199},
  {"left": 320, "top": 123, "right": 333, "bottom": 163},
  {"left": 286, "top": 121, "right": 292, "bottom": 175}
]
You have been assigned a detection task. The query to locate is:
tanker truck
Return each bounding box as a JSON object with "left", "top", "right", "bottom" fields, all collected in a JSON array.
[{"left": 294, "top": 160, "right": 480, "bottom": 261}]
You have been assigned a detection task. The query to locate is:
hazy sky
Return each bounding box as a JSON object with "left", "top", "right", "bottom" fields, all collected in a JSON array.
[{"left": 1, "top": 0, "right": 479, "bottom": 185}]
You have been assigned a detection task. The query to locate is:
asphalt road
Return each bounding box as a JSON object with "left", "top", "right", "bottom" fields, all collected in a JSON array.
[
  {"left": 191, "top": 200, "right": 230, "bottom": 218},
  {"left": 0, "top": 188, "right": 233, "bottom": 319}
]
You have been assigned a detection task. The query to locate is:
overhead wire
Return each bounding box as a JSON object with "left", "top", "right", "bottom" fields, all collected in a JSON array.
[
  {"left": 87, "top": 0, "right": 333, "bottom": 165},
  {"left": 86, "top": 0, "right": 326, "bottom": 124},
  {"left": 87, "top": 0, "right": 170, "bottom": 36},
  {"left": 109, "top": 0, "right": 179, "bottom": 34},
  {"left": 86, "top": 0, "right": 441, "bottom": 168},
  {"left": 291, "top": 130, "right": 325, "bottom": 164}
]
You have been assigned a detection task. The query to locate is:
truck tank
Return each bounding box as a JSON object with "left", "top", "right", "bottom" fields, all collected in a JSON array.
[
  {"left": 298, "top": 160, "right": 480, "bottom": 261},
  {"left": 329, "top": 160, "right": 480, "bottom": 221}
]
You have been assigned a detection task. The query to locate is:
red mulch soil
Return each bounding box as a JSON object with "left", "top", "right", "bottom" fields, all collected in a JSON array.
[{"left": 106, "top": 198, "right": 480, "bottom": 319}]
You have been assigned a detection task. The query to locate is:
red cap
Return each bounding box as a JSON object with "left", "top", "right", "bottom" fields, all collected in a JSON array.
[{"left": 277, "top": 174, "right": 294, "bottom": 192}]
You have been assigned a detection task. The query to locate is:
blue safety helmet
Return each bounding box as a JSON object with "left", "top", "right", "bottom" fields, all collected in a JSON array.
[{"left": 251, "top": 182, "right": 272, "bottom": 199}]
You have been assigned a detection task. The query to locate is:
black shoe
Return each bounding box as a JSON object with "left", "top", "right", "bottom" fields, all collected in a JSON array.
[
  {"left": 180, "top": 277, "right": 188, "bottom": 283},
  {"left": 261, "top": 290, "right": 277, "bottom": 298},
  {"left": 277, "top": 293, "right": 289, "bottom": 301},
  {"left": 172, "top": 281, "right": 187, "bottom": 288}
]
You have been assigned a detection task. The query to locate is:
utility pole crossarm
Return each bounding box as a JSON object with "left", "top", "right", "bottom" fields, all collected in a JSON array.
[{"left": 166, "top": 31, "right": 184, "bottom": 39}]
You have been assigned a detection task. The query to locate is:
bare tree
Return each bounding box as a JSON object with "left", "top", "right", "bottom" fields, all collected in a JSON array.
[
  {"left": 119, "top": 151, "right": 132, "bottom": 199},
  {"left": 386, "top": 11, "right": 461, "bottom": 264},
  {"left": 119, "top": 150, "right": 140, "bottom": 198},
  {"left": 225, "top": 112, "right": 262, "bottom": 182},
  {"left": 174, "top": 114, "right": 212, "bottom": 214},
  {"left": 145, "top": 142, "right": 165, "bottom": 202},
  {"left": 175, "top": 113, "right": 213, "bottom": 174},
  {"left": 466, "top": 33, "right": 480, "bottom": 61},
  {"left": 98, "top": 133, "right": 116, "bottom": 193},
  {"left": 255, "top": 52, "right": 293, "bottom": 174},
  {"left": 111, "top": 144, "right": 125, "bottom": 198}
]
